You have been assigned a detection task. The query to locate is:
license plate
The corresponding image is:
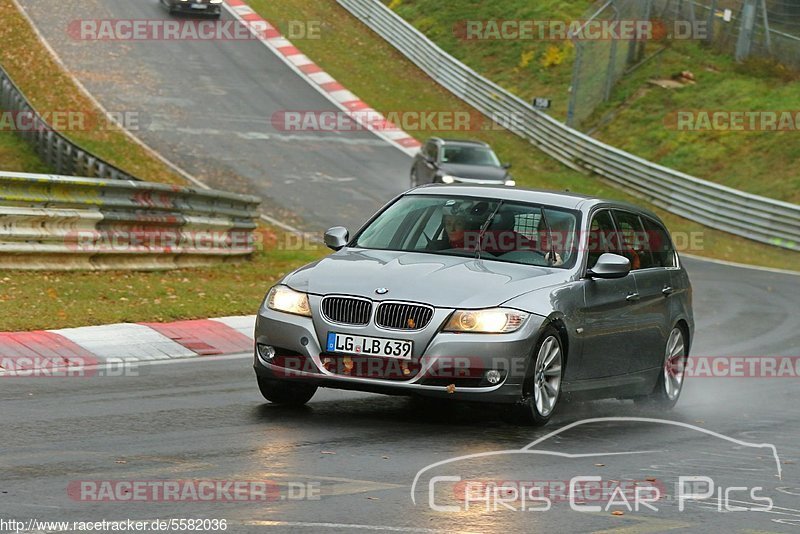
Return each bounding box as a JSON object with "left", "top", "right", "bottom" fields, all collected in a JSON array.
[
  {"left": 326, "top": 332, "right": 412, "bottom": 360},
  {"left": 190, "top": 3, "right": 208, "bottom": 9}
]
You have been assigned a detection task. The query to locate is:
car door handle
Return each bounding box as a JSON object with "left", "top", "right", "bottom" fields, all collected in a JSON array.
[
  {"left": 662, "top": 286, "right": 675, "bottom": 296},
  {"left": 626, "top": 292, "right": 640, "bottom": 302}
]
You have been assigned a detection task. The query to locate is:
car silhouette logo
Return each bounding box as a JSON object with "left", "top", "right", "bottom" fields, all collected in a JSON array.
[{"left": 375, "top": 288, "right": 389, "bottom": 295}]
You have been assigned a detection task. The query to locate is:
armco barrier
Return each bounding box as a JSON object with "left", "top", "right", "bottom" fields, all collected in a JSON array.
[
  {"left": 0, "top": 65, "right": 137, "bottom": 181},
  {"left": 0, "top": 172, "right": 261, "bottom": 270},
  {"left": 337, "top": 0, "right": 800, "bottom": 252}
]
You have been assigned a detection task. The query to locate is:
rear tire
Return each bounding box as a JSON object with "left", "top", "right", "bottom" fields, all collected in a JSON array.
[
  {"left": 636, "top": 326, "right": 687, "bottom": 409},
  {"left": 257, "top": 377, "right": 317, "bottom": 406},
  {"left": 513, "top": 326, "right": 564, "bottom": 426}
]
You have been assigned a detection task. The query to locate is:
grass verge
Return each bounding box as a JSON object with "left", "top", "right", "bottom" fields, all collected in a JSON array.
[
  {"left": 0, "top": 0, "right": 186, "bottom": 184},
  {"left": 390, "top": 0, "right": 800, "bottom": 203},
  {"left": 0, "top": 129, "right": 50, "bottom": 173},
  {"left": 0, "top": 228, "right": 328, "bottom": 332},
  {"left": 245, "top": 0, "right": 799, "bottom": 270}
]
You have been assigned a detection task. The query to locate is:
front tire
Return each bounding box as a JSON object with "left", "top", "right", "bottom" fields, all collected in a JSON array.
[
  {"left": 637, "top": 326, "right": 687, "bottom": 409},
  {"left": 514, "top": 327, "right": 564, "bottom": 426},
  {"left": 257, "top": 377, "right": 317, "bottom": 406}
]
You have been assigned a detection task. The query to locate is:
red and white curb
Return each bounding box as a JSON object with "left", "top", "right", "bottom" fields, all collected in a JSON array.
[
  {"left": 223, "top": 0, "right": 422, "bottom": 156},
  {"left": 0, "top": 316, "right": 255, "bottom": 374}
]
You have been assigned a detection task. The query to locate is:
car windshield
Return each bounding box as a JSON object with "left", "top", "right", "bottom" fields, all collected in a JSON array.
[
  {"left": 353, "top": 195, "right": 580, "bottom": 268},
  {"left": 441, "top": 145, "right": 501, "bottom": 167}
]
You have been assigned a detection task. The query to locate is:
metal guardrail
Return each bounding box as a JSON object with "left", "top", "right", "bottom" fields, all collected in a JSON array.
[
  {"left": 0, "top": 65, "right": 137, "bottom": 181},
  {"left": 0, "top": 172, "right": 261, "bottom": 270},
  {"left": 337, "top": 0, "right": 800, "bottom": 251}
]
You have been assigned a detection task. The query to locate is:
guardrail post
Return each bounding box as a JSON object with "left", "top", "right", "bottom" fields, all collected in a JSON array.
[
  {"left": 735, "top": 0, "right": 758, "bottom": 60},
  {"left": 603, "top": 2, "right": 621, "bottom": 101},
  {"left": 566, "top": 35, "right": 583, "bottom": 128},
  {"left": 759, "top": 0, "right": 772, "bottom": 52},
  {"left": 706, "top": 0, "right": 718, "bottom": 45}
]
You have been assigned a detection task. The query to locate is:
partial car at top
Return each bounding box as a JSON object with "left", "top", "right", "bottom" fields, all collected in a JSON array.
[
  {"left": 254, "top": 185, "right": 693, "bottom": 426},
  {"left": 161, "top": 0, "right": 222, "bottom": 17},
  {"left": 411, "top": 138, "right": 514, "bottom": 188}
]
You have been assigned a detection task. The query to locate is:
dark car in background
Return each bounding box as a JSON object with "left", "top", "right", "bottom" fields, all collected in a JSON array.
[
  {"left": 411, "top": 138, "right": 514, "bottom": 188},
  {"left": 161, "top": 0, "right": 222, "bottom": 17}
]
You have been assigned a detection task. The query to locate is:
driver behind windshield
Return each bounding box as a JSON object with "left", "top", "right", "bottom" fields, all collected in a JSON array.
[
  {"left": 434, "top": 203, "right": 477, "bottom": 250},
  {"left": 434, "top": 201, "right": 533, "bottom": 255},
  {"left": 431, "top": 201, "right": 567, "bottom": 267}
]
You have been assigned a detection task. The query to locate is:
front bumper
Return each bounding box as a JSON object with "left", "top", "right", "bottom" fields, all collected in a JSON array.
[{"left": 253, "top": 304, "right": 546, "bottom": 403}]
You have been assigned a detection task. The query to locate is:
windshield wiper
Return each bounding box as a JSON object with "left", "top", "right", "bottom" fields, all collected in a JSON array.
[
  {"left": 474, "top": 200, "right": 504, "bottom": 260},
  {"left": 539, "top": 206, "right": 558, "bottom": 265}
]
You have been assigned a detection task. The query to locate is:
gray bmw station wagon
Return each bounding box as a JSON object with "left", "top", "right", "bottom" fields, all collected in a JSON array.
[{"left": 254, "top": 186, "right": 693, "bottom": 425}]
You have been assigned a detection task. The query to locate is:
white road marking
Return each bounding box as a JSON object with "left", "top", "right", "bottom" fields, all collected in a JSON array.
[{"left": 682, "top": 253, "right": 800, "bottom": 276}]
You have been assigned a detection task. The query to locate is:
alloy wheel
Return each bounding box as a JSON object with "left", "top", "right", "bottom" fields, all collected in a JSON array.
[{"left": 533, "top": 335, "right": 562, "bottom": 417}]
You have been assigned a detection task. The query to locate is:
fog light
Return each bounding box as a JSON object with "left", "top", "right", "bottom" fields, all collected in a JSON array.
[
  {"left": 485, "top": 369, "right": 503, "bottom": 385},
  {"left": 257, "top": 344, "right": 276, "bottom": 361}
]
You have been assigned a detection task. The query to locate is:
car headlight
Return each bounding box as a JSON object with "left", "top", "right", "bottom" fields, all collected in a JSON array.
[
  {"left": 267, "top": 285, "right": 311, "bottom": 317},
  {"left": 504, "top": 179, "right": 516, "bottom": 187},
  {"left": 441, "top": 175, "right": 457, "bottom": 184},
  {"left": 444, "top": 308, "right": 529, "bottom": 333}
]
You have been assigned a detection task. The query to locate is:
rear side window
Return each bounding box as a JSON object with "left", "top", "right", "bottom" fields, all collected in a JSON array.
[
  {"left": 612, "top": 211, "right": 653, "bottom": 270},
  {"left": 642, "top": 217, "right": 677, "bottom": 268}
]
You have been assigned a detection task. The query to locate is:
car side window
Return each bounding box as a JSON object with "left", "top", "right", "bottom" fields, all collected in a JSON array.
[
  {"left": 612, "top": 211, "right": 653, "bottom": 270},
  {"left": 587, "top": 210, "right": 616, "bottom": 269},
  {"left": 642, "top": 217, "right": 677, "bottom": 268},
  {"left": 422, "top": 141, "right": 433, "bottom": 159},
  {"left": 429, "top": 143, "right": 439, "bottom": 162}
]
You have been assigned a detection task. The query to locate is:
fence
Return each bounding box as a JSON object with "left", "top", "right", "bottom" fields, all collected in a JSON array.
[
  {"left": 0, "top": 64, "right": 138, "bottom": 181},
  {"left": 568, "top": 0, "right": 800, "bottom": 128},
  {"left": 338, "top": 0, "right": 800, "bottom": 252},
  {"left": 0, "top": 171, "right": 261, "bottom": 270}
]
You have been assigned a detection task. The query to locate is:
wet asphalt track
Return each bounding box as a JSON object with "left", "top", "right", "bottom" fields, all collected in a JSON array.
[{"left": 5, "top": 0, "right": 800, "bottom": 532}]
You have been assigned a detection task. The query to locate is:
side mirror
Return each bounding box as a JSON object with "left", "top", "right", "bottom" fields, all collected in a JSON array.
[
  {"left": 502, "top": 163, "right": 512, "bottom": 169},
  {"left": 324, "top": 226, "right": 349, "bottom": 251},
  {"left": 587, "top": 253, "right": 631, "bottom": 279}
]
